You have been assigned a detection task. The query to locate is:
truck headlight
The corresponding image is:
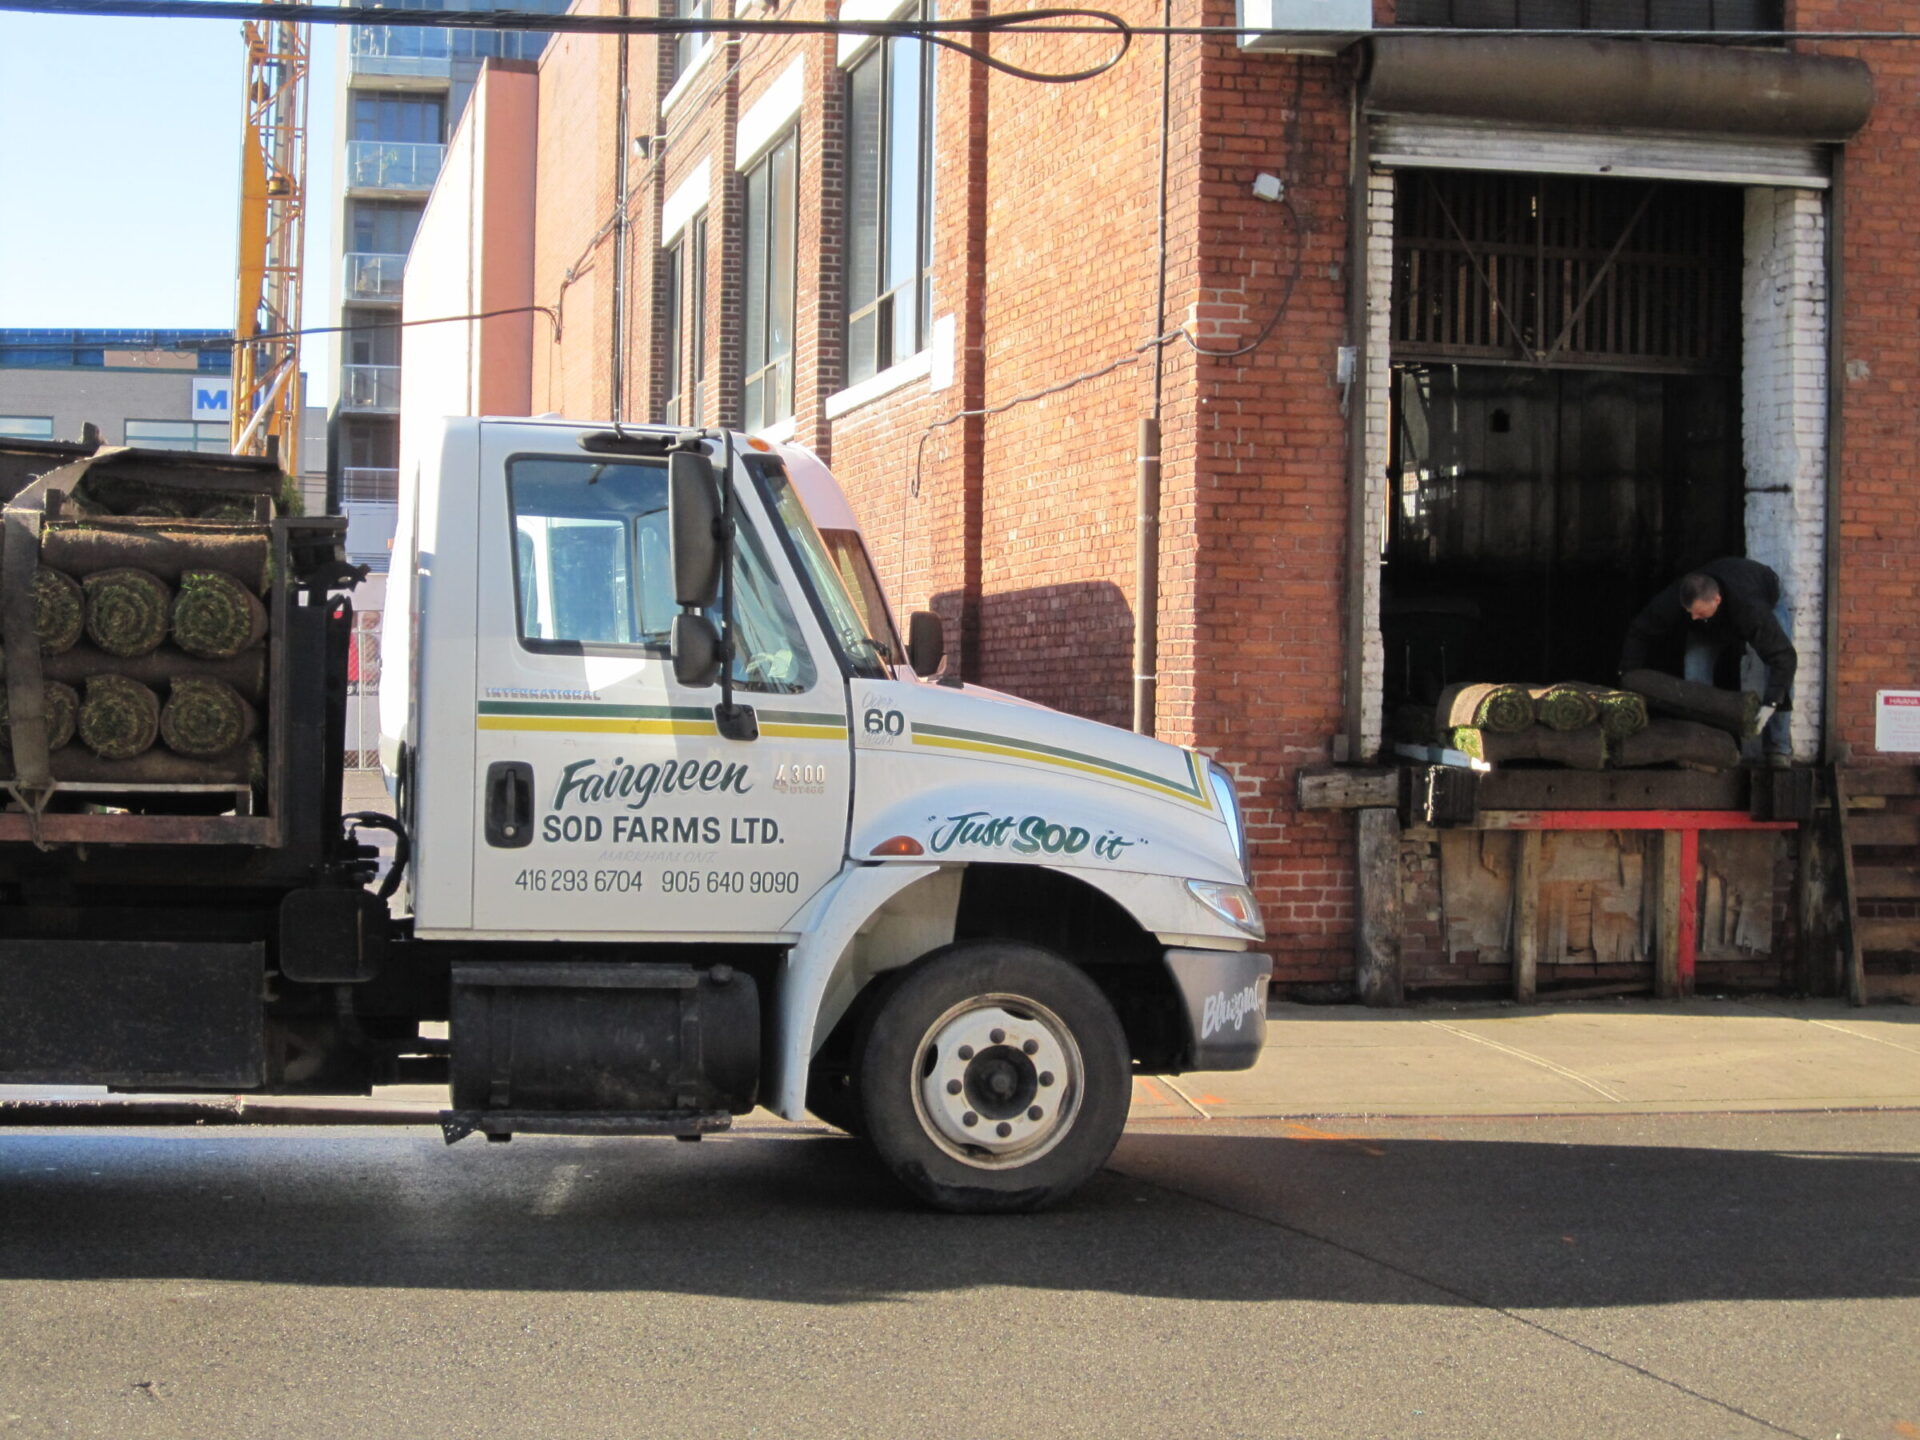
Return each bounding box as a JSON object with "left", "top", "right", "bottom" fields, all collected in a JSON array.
[
  {"left": 1205, "top": 760, "right": 1250, "bottom": 883},
  {"left": 1186, "top": 879, "right": 1266, "bottom": 940}
]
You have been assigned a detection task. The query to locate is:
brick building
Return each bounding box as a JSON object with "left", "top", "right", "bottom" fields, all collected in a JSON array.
[{"left": 408, "top": 1, "right": 1920, "bottom": 998}]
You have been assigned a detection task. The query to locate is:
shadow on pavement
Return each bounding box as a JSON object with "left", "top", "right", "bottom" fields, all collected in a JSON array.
[{"left": 1, "top": 1116, "right": 1916, "bottom": 1309}]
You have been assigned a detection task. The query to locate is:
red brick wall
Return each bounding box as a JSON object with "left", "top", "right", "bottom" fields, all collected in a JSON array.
[
  {"left": 1797, "top": 3, "right": 1920, "bottom": 765},
  {"left": 514, "top": 0, "right": 1920, "bottom": 993}
]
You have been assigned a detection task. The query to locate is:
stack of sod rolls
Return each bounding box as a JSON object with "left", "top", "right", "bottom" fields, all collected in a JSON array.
[
  {"left": 2, "top": 504, "right": 271, "bottom": 790},
  {"left": 1441, "top": 675, "right": 1736, "bottom": 771},
  {"left": 1440, "top": 678, "right": 1732, "bottom": 771},
  {"left": 1440, "top": 681, "right": 1606, "bottom": 770}
]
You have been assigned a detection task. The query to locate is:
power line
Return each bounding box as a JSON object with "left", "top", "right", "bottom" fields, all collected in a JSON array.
[{"left": 7, "top": 2, "right": 1920, "bottom": 44}]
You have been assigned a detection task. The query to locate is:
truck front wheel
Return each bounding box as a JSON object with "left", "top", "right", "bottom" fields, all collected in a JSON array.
[{"left": 856, "top": 941, "right": 1130, "bottom": 1213}]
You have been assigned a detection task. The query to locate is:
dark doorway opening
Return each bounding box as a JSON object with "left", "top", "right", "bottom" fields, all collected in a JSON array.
[{"left": 1383, "top": 170, "right": 1746, "bottom": 738}]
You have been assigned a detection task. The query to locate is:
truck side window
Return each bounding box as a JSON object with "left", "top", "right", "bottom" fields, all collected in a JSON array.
[{"left": 508, "top": 455, "right": 817, "bottom": 693}]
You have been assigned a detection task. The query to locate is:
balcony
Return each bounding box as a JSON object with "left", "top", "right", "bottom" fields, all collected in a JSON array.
[
  {"left": 341, "top": 466, "right": 400, "bottom": 503},
  {"left": 345, "top": 141, "right": 445, "bottom": 194},
  {"left": 341, "top": 365, "right": 402, "bottom": 413},
  {"left": 343, "top": 252, "right": 407, "bottom": 305},
  {"left": 349, "top": 24, "right": 454, "bottom": 83}
]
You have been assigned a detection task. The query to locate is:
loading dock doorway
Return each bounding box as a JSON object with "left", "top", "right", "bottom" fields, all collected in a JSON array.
[{"left": 1383, "top": 170, "right": 1746, "bottom": 738}]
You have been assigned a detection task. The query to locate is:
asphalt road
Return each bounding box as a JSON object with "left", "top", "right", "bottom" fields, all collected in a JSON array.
[{"left": 2, "top": 1110, "right": 1916, "bottom": 1440}]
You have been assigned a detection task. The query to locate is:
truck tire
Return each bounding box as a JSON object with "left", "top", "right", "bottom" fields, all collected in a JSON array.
[{"left": 856, "top": 941, "right": 1130, "bottom": 1213}]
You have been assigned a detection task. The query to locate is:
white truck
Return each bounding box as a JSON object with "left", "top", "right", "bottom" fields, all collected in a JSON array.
[{"left": 0, "top": 419, "right": 1267, "bottom": 1213}]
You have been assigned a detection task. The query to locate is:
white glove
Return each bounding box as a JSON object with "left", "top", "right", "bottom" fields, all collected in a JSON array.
[{"left": 1753, "top": 704, "right": 1777, "bottom": 737}]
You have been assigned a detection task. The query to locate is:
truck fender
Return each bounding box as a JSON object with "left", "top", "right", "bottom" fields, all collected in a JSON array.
[{"left": 770, "top": 863, "right": 963, "bottom": 1121}]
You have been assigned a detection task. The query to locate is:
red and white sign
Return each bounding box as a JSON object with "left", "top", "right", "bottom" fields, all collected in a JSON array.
[{"left": 1876, "top": 690, "right": 1920, "bottom": 753}]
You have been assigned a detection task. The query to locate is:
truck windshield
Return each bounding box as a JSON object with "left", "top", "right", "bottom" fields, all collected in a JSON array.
[{"left": 752, "top": 460, "right": 893, "bottom": 680}]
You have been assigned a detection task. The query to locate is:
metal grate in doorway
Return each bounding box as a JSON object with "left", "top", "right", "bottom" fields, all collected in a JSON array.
[{"left": 1391, "top": 170, "right": 1742, "bottom": 374}]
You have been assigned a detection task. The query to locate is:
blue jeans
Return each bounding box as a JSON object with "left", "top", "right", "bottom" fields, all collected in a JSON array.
[{"left": 1683, "top": 601, "right": 1791, "bottom": 757}]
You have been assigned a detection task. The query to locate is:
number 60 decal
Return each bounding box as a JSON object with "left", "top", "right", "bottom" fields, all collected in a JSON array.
[{"left": 862, "top": 706, "right": 906, "bottom": 740}]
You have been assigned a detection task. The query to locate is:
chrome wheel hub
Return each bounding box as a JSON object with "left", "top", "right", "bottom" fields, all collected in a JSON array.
[{"left": 913, "top": 996, "right": 1082, "bottom": 1169}]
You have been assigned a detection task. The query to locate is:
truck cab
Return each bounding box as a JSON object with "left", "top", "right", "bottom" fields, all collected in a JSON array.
[{"left": 366, "top": 416, "right": 1270, "bottom": 1209}]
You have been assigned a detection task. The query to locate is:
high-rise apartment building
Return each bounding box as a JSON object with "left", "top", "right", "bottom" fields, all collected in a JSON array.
[{"left": 328, "top": 0, "right": 562, "bottom": 575}]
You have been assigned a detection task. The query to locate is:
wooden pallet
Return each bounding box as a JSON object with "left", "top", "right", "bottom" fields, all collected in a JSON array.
[{"left": 1837, "top": 766, "right": 1920, "bottom": 1004}]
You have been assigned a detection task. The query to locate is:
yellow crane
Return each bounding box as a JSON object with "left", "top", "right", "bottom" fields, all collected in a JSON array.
[{"left": 232, "top": 9, "right": 308, "bottom": 478}]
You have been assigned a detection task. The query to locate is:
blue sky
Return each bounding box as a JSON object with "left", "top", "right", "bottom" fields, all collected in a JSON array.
[{"left": 0, "top": 11, "right": 338, "bottom": 400}]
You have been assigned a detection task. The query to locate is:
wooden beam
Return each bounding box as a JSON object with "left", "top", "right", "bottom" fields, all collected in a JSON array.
[
  {"left": 1834, "top": 767, "right": 1867, "bottom": 1007},
  {"left": 1846, "top": 812, "right": 1920, "bottom": 847},
  {"left": 1845, "top": 767, "right": 1920, "bottom": 798},
  {"left": 1853, "top": 864, "right": 1920, "bottom": 900},
  {"left": 1356, "top": 807, "right": 1403, "bottom": 1007},
  {"left": 1512, "top": 829, "right": 1541, "bottom": 1004},
  {"left": 1865, "top": 973, "right": 1920, "bottom": 1004},
  {"left": 1478, "top": 810, "right": 1794, "bottom": 832},
  {"left": 1796, "top": 781, "right": 1849, "bottom": 997},
  {"left": 1856, "top": 918, "right": 1920, "bottom": 952},
  {"left": 1298, "top": 767, "right": 1397, "bottom": 811},
  {"left": 1477, "top": 768, "right": 1744, "bottom": 813},
  {"left": 1655, "top": 830, "right": 1683, "bottom": 999}
]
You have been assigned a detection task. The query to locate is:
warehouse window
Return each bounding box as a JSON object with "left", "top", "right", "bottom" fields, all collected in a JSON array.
[
  {"left": 742, "top": 129, "right": 798, "bottom": 433},
  {"left": 845, "top": 3, "right": 936, "bottom": 385},
  {"left": 1394, "top": 0, "right": 1783, "bottom": 32},
  {"left": 125, "top": 419, "right": 229, "bottom": 453},
  {"left": 0, "top": 416, "right": 54, "bottom": 439},
  {"left": 666, "top": 0, "right": 711, "bottom": 90},
  {"left": 688, "top": 212, "right": 708, "bottom": 419},
  {"left": 659, "top": 238, "right": 683, "bottom": 425}
]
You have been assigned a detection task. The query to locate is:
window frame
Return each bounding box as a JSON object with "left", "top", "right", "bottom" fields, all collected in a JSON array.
[
  {"left": 0, "top": 417, "right": 55, "bottom": 440},
  {"left": 741, "top": 129, "right": 799, "bottom": 434},
  {"left": 505, "top": 451, "right": 820, "bottom": 694},
  {"left": 843, "top": 3, "right": 936, "bottom": 387},
  {"left": 124, "top": 418, "right": 229, "bottom": 453},
  {"left": 658, "top": 237, "right": 684, "bottom": 425},
  {"left": 664, "top": 0, "right": 713, "bottom": 97}
]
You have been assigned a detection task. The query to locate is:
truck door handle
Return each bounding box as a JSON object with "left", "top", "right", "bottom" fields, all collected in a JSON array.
[{"left": 485, "top": 761, "right": 535, "bottom": 848}]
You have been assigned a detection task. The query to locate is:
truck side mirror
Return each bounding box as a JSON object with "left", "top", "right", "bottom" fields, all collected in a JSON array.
[
  {"left": 671, "top": 613, "right": 724, "bottom": 688},
  {"left": 907, "top": 610, "right": 945, "bottom": 678},
  {"left": 668, "top": 451, "right": 722, "bottom": 609}
]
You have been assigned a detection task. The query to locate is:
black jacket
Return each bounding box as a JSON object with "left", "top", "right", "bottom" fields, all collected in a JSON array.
[{"left": 1620, "top": 557, "right": 1797, "bottom": 705}]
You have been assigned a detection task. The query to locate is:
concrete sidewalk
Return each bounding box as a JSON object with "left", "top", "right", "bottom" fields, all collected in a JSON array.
[
  {"left": 1131, "top": 996, "right": 1920, "bottom": 1121},
  {"left": 11, "top": 997, "right": 1919, "bottom": 1131}
]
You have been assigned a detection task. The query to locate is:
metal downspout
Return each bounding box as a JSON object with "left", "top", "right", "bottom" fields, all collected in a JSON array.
[
  {"left": 1341, "top": 73, "right": 1370, "bottom": 762},
  {"left": 610, "top": 3, "right": 632, "bottom": 423},
  {"left": 1822, "top": 148, "right": 1846, "bottom": 763},
  {"left": 1135, "top": 0, "right": 1172, "bottom": 738}
]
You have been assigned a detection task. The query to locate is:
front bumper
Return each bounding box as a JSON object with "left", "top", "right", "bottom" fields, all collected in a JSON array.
[{"left": 1163, "top": 947, "right": 1270, "bottom": 1071}]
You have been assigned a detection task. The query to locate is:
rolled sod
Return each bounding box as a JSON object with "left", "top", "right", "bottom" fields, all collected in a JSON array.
[
  {"left": 171, "top": 570, "right": 268, "bottom": 659},
  {"left": 46, "top": 743, "right": 261, "bottom": 787},
  {"left": 0, "top": 679, "right": 79, "bottom": 753},
  {"left": 197, "top": 499, "right": 259, "bottom": 522},
  {"left": 1451, "top": 724, "right": 1607, "bottom": 770},
  {"left": 32, "top": 567, "right": 84, "bottom": 654},
  {"left": 1530, "top": 684, "right": 1600, "bottom": 733},
  {"left": 1610, "top": 718, "right": 1742, "bottom": 770},
  {"left": 1437, "top": 682, "right": 1535, "bottom": 735},
  {"left": 41, "top": 643, "right": 267, "bottom": 705},
  {"left": 160, "top": 678, "right": 258, "bottom": 757},
  {"left": 82, "top": 567, "right": 172, "bottom": 658},
  {"left": 39, "top": 522, "right": 271, "bottom": 592},
  {"left": 1566, "top": 683, "right": 1650, "bottom": 741},
  {"left": 1622, "top": 668, "right": 1760, "bottom": 738},
  {"left": 77, "top": 673, "right": 161, "bottom": 760}
]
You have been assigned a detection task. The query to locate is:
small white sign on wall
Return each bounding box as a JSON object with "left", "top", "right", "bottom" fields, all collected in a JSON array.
[
  {"left": 1876, "top": 690, "right": 1920, "bottom": 753},
  {"left": 191, "top": 378, "right": 231, "bottom": 423}
]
